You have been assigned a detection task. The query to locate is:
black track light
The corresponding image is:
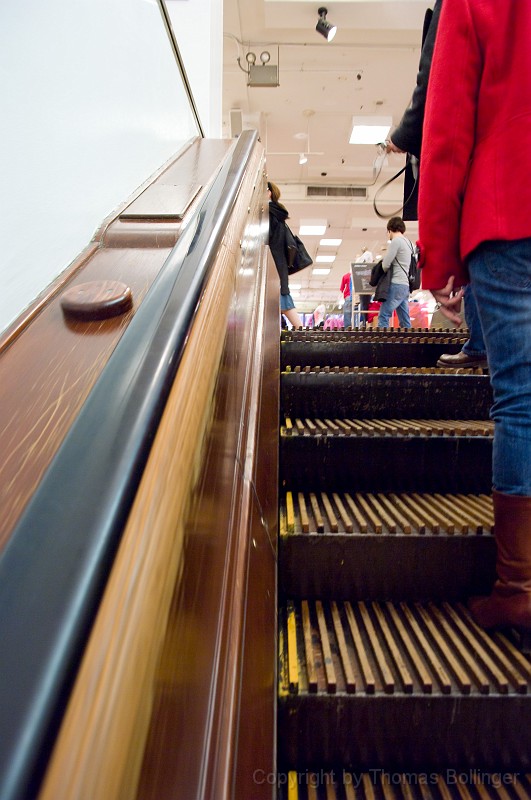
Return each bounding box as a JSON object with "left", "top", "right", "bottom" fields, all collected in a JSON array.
[{"left": 316, "top": 7, "right": 337, "bottom": 42}]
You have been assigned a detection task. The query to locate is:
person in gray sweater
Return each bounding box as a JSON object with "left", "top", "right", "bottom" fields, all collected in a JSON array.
[{"left": 377, "top": 216, "right": 412, "bottom": 328}]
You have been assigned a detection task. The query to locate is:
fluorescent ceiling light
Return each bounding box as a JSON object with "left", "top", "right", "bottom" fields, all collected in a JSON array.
[
  {"left": 320, "top": 238, "right": 342, "bottom": 246},
  {"left": 316, "top": 255, "right": 336, "bottom": 263},
  {"left": 349, "top": 116, "right": 392, "bottom": 145},
  {"left": 312, "top": 268, "right": 331, "bottom": 275},
  {"left": 289, "top": 283, "right": 301, "bottom": 291},
  {"left": 299, "top": 224, "right": 327, "bottom": 236}
]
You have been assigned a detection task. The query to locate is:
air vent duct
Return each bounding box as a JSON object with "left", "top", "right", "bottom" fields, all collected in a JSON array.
[{"left": 307, "top": 185, "right": 368, "bottom": 199}]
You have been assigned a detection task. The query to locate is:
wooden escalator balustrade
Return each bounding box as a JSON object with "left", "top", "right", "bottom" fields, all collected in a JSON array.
[{"left": 0, "top": 130, "right": 279, "bottom": 800}]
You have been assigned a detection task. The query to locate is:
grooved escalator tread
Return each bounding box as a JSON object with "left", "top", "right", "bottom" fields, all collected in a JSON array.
[
  {"left": 281, "top": 418, "right": 494, "bottom": 438},
  {"left": 280, "top": 490, "right": 494, "bottom": 536},
  {"left": 284, "top": 366, "right": 485, "bottom": 375},
  {"left": 278, "top": 600, "right": 531, "bottom": 771},
  {"left": 279, "top": 600, "right": 531, "bottom": 698},
  {"left": 281, "top": 329, "right": 470, "bottom": 342},
  {"left": 278, "top": 770, "right": 531, "bottom": 799},
  {"left": 279, "top": 491, "right": 496, "bottom": 601}
]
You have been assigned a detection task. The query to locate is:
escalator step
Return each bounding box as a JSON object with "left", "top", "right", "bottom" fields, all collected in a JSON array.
[
  {"left": 279, "top": 491, "right": 496, "bottom": 600},
  {"left": 281, "top": 340, "right": 471, "bottom": 370},
  {"left": 281, "top": 329, "right": 469, "bottom": 343},
  {"left": 279, "top": 600, "right": 531, "bottom": 697},
  {"left": 281, "top": 489, "right": 494, "bottom": 536},
  {"left": 280, "top": 424, "right": 493, "bottom": 495},
  {"left": 278, "top": 770, "right": 531, "bottom": 799},
  {"left": 282, "top": 418, "right": 494, "bottom": 438},
  {"left": 281, "top": 328, "right": 471, "bottom": 373},
  {"left": 285, "top": 366, "right": 484, "bottom": 375},
  {"left": 278, "top": 600, "right": 531, "bottom": 769},
  {"left": 280, "top": 371, "right": 492, "bottom": 421}
]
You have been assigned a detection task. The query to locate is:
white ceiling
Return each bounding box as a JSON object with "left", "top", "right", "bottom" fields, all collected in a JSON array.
[{"left": 222, "top": 0, "right": 430, "bottom": 309}]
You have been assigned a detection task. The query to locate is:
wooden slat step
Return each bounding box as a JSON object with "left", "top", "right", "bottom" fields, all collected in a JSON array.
[
  {"left": 280, "top": 492, "right": 494, "bottom": 536},
  {"left": 282, "top": 418, "right": 494, "bottom": 438},
  {"left": 279, "top": 770, "right": 531, "bottom": 799},
  {"left": 285, "top": 366, "right": 484, "bottom": 375},
  {"left": 279, "top": 491, "right": 497, "bottom": 600},
  {"left": 278, "top": 601, "right": 531, "bottom": 770},
  {"left": 281, "top": 330, "right": 469, "bottom": 343},
  {"left": 279, "top": 600, "right": 531, "bottom": 697},
  {"left": 280, "top": 371, "right": 492, "bottom": 423}
]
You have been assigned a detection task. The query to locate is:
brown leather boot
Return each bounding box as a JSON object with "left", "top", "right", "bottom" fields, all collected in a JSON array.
[
  {"left": 468, "top": 490, "right": 531, "bottom": 651},
  {"left": 437, "top": 350, "right": 488, "bottom": 369}
]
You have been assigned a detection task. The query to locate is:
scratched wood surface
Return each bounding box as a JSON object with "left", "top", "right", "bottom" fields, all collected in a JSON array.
[{"left": 0, "top": 139, "right": 233, "bottom": 552}]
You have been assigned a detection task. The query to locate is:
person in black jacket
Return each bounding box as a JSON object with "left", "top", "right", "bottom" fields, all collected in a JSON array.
[
  {"left": 267, "top": 181, "right": 303, "bottom": 329},
  {"left": 385, "top": 1, "right": 441, "bottom": 222},
  {"left": 387, "top": 1, "right": 441, "bottom": 161}
]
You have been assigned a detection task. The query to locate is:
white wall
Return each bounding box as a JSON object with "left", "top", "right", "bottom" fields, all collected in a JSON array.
[
  {"left": 0, "top": 0, "right": 215, "bottom": 335},
  {"left": 166, "top": 0, "right": 223, "bottom": 137}
]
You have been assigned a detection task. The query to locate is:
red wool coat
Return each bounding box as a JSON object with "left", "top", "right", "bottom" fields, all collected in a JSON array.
[{"left": 418, "top": 0, "right": 531, "bottom": 290}]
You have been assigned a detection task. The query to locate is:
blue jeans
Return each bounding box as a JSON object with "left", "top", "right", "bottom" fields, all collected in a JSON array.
[
  {"left": 468, "top": 238, "right": 531, "bottom": 495},
  {"left": 377, "top": 283, "right": 411, "bottom": 328},
  {"left": 343, "top": 297, "right": 352, "bottom": 327},
  {"left": 462, "top": 285, "right": 486, "bottom": 357}
]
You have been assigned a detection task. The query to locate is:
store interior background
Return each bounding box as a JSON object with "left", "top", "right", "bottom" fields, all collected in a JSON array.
[{"left": 222, "top": 0, "right": 435, "bottom": 325}]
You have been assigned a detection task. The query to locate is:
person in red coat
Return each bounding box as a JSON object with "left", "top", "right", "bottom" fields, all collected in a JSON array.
[
  {"left": 339, "top": 272, "right": 352, "bottom": 328},
  {"left": 418, "top": 0, "right": 531, "bottom": 648}
]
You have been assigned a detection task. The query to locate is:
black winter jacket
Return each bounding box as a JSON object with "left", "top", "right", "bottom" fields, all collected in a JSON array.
[
  {"left": 268, "top": 200, "right": 290, "bottom": 295},
  {"left": 391, "top": 0, "right": 441, "bottom": 158}
]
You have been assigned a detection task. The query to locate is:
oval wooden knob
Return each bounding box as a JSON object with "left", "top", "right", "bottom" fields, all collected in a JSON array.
[{"left": 61, "top": 281, "right": 133, "bottom": 320}]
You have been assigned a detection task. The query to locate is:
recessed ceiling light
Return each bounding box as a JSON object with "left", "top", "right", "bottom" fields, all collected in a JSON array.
[
  {"left": 320, "top": 238, "right": 342, "bottom": 246},
  {"left": 312, "top": 268, "right": 331, "bottom": 275},
  {"left": 299, "top": 222, "right": 327, "bottom": 236},
  {"left": 349, "top": 116, "right": 392, "bottom": 145},
  {"left": 316, "top": 255, "right": 336, "bottom": 263}
]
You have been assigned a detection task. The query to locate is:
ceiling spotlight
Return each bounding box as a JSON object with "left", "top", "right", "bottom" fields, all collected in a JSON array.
[
  {"left": 316, "top": 7, "right": 337, "bottom": 42},
  {"left": 299, "top": 153, "right": 308, "bottom": 165}
]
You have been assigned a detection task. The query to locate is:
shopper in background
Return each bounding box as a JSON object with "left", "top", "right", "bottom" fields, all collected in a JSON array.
[
  {"left": 418, "top": 0, "right": 531, "bottom": 645},
  {"left": 376, "top": 217, "right": 412, "bottom": 329},
  {"left": 339, "top": 272, "right": 352, "bottom": 328},
  {"left": 356, "top": 246, "right": 374, "bottom": 263},
  {"left": 267, "top": 180, "right": 303, "bottom": 329}
]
